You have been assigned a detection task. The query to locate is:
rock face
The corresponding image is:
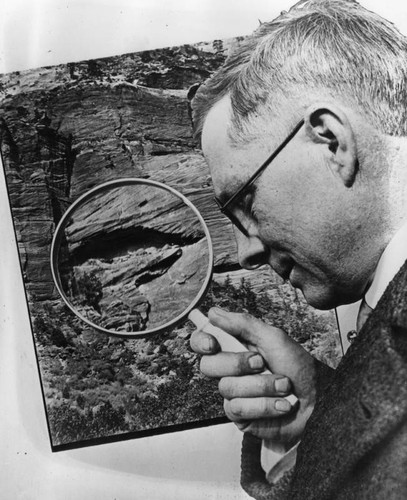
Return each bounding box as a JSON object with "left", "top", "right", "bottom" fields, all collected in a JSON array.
[
  {"left": 0, "top": 39, "right": 341, "bottom": 447},
  {"left": 0, "top": 77, "right": 216, "bottom": 301},
  {"left": 56, "top": 181, "right": 212, "bottom": 332}
]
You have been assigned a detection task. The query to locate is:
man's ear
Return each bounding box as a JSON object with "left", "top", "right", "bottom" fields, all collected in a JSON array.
[{"left": 304, "top": 104, "right": 358, "bottom": 188}]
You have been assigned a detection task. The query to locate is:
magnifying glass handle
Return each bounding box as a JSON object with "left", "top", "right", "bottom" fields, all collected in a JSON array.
[
  {"left": 188, "top": 309, "right": 298, "bottom": 406},
  {"left": 188, "top": 309, "right": 252, "bottom": 352}
]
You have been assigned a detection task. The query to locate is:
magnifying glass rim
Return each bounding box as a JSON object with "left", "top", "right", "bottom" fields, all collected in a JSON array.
[{"left": 50, "top": 178, "right": 214, "bottom": 338}]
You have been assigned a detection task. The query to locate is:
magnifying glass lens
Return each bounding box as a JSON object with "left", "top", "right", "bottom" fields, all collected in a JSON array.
[{"left": 51, "top": 179, "right": 213, "bottom": 337}]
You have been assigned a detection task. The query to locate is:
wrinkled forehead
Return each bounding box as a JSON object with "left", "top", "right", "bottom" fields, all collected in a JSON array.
[{"left": 201, "top": 96, "right": 252, "bottom": 199}]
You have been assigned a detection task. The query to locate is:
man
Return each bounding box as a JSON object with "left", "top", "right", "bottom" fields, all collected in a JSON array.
[{"left": 189, "top": 0, "right": 407, "bottom": 498}]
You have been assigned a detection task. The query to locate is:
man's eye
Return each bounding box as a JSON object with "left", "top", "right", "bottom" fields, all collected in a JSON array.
[
  {"left": 239, "top": 193, "right": 257, "bottom": 219},
  {"left": 247, "top": 200, "right": 258, "bottom": 220},
  {"left": 237, "top": 192, "right": 250, "bottom": 208}
]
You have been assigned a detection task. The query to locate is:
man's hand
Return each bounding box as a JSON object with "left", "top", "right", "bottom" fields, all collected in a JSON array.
[{"left": 190, "top": 307, "right": 317, "bottom": 447}]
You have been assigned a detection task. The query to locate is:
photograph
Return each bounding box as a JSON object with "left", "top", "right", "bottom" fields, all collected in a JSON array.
[{"left": 0, "top": 28, "right": 341, "bottom": 449}]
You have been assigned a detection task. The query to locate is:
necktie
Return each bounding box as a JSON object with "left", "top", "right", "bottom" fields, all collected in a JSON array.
[
  {"left": 356, "top": 297, "right": 374, "bottom": 333},
  {"left": 346, "top": 298, "right": 373, "bottom": 345}
]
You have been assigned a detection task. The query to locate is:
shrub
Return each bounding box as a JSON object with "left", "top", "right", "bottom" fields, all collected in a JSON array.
[
  {"left": 33, "top": 314, "right": 69, "bottom": 347},
  {"left": 75, "top": 271, "right": 103, "bottom": 311},
  {"left": 49, "top": 401, "right": 128, "bottom": 445}
]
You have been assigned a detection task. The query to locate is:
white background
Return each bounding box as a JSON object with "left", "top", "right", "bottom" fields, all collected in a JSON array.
[
  {"left": 2, "top": 0, "right": 407, "bottom": 74},
  {"left": 1, "top": 1, "right": 406, "bottom": 499}
]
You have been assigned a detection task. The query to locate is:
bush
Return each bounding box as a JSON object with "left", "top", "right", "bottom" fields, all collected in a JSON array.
[
  {"left": 75, "top": 271, "right": 103, "bottom": 311},
  {"left": 49, "top": 401, "right": 128, "bottom": 445},
  {"left": 33, "top": 314, "right": 69, "bottom": 347}
]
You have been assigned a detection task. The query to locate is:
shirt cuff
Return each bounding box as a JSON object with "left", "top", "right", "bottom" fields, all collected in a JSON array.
[{"left": 261, "top": 440, "right": 300, "bottom": 484}]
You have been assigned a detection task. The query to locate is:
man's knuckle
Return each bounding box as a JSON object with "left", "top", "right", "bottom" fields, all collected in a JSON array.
[
  {"left": 258, "top": 398, "right": 268, "bottom": 416},
  {"left": 237, "top": 355, "right": 249, "bottom": 373},
  {"left": 260, "top": 375, "right": 272, "bottom": 394},
  {"left": 239, "top": 312, "right": 253, "bottom": 324}
]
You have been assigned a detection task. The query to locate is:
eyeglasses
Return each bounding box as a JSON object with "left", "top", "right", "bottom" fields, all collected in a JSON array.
[{"left": 214, "top": 119, "right": 304, "bottom": 236}]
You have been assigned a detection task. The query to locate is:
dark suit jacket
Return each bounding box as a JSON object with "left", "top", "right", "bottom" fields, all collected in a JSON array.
[{"left": 241, "top": 260, "right": 407, "bottom": 499}]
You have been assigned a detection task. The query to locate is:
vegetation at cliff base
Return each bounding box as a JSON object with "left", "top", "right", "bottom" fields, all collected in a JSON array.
[{"left": 33, "top": 276, "right": 340, "bottom": 446}]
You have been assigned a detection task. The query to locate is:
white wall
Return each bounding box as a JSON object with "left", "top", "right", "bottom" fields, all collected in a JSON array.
[{"left": 2, "top": 0, "right": 407, "bottom": 74}]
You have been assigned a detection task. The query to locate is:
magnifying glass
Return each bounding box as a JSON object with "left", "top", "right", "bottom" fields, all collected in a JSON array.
[
  {"left": 50, "top": 178, "right": 243, "bottom": 348},
  {"left": 50, "top": 178, "right": 215, "bottom": 337},
  {"left": 50, "top": 178, "right": 297, "bottom": 412}
]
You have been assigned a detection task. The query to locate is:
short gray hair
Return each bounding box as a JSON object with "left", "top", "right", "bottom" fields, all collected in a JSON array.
[{"left": 192, "top": 0, "right": 407, "bottom": 145}]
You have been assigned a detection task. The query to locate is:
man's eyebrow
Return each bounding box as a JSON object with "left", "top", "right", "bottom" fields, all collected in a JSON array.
[
  {"left": 246, "top": 184, "right": 257, "bottom": 196},
  {"left": 214, "top": 179, "right": 238, "bottom": 203},
  {"left": 214, "top": 190, "right": 230, "bottom": 206},
  {"left": 216, "top": 180, "right": 257, "bottom": 207}
]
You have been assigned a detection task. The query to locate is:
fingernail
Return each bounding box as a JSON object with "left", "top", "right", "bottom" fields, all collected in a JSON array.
[
  {"left": 275, "top": 399, "right": 292, "bottom": 412},
  {"left": 275, "top": 377, "right": 290, "bottom": 394},
  {"left": 235, "top": 422, "right": 245, "bottom": 430},
  {"left": 248, "top": 354, "right": 264, "bottom": 371},
  {"left": 211, "top": 307, "right": 225, "bottom": 316},
  {"left": 204, "top": 337, "right": 214, "bottom": 352}
]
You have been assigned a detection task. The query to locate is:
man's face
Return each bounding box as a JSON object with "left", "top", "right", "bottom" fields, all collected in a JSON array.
[{"left": 202, "top": 96, "right": 369, "bottom": 310}]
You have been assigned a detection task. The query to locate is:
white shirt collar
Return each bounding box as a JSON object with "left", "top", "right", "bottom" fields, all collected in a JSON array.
[
  {"left": 364, "top": 222, "right": 407, "bottom": 309},
  {"left": 336, "top": 221, "right": 407, "bottom": 353}
]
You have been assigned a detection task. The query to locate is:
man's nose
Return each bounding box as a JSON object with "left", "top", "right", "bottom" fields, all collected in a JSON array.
[{"left": 234, "top": 228, "right": 267, "bottom": 270}]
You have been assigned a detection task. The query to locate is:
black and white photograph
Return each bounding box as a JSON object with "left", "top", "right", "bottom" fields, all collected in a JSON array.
[{"left": 1, "top": 0, "right": 406, "bottom": 499}]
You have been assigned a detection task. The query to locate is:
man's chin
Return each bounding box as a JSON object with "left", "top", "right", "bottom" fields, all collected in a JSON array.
[
  {"left": 289, "top": 267, "right": 351, "bottom": 309},
  {"left": 290, "top": 267, "right": 364, "bottom": 310},
  {"left": 294, "top": 282, "right": 339, "bottom": 310}
]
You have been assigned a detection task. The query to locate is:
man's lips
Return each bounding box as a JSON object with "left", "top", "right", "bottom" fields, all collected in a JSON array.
[
  {"left": 273, "top": 258, "right": 295, "bottom": 282},
  {"left": 280, "top": 265, "right": 294, "bottom": 282}
]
